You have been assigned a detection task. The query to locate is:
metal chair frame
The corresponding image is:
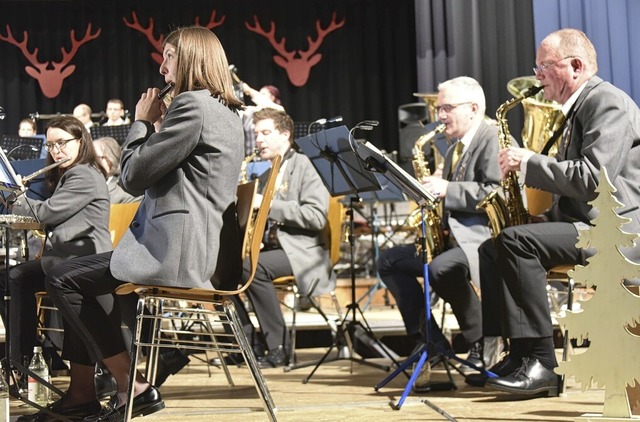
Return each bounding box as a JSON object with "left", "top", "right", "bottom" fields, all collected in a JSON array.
[{"left": 115, "top": 157, "right": 282, "bottom": 422}]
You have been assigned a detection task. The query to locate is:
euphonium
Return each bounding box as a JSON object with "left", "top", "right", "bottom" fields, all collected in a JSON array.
[
  {"left": 407, "top": 123, "right": 446, "bottom": 262},
  {"left": 507, "top": 76, "right": 564, "bottom": 154},
  {"left": 476, "top": 85, "right": 543, "bottom": 237}
]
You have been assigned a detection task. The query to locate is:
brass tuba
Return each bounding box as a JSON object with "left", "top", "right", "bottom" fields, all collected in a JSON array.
[
  {"left": 476, "top": 84, "right": 543, "bottom": 237},
  {"left": 406, "top": 123, "right": 447, "bottom": 262},
  {"left": 507, "top": 76, "right": 565, "bottom": 155},
  {"left": 509, "top": 77, "right": 565, "bottom": 215}
]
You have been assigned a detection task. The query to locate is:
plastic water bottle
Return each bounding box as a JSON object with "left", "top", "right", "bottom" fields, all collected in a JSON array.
[
  {"left": 27, "top": 346, "right": 50, "bottom": 406},
  {"left": 0, "top": 370, "right": 9, "bottom": 421}
]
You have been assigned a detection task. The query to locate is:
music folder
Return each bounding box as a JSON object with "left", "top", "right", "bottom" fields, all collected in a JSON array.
[
  {"left": 356, "top": 140, "right": 437, "bottom": 209},
  {"left": 295, "top": 125, "right": 380, "bottom": 196}
]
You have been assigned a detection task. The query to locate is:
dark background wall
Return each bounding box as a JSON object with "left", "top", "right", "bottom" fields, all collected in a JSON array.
[{"left": 0, "top": 0, "right": 540, "bottom": 157}]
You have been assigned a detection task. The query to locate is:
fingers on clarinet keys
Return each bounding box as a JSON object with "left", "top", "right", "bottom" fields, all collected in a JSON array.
[{"left": 485, "top": 357, "right": 559, "bottom": 397}]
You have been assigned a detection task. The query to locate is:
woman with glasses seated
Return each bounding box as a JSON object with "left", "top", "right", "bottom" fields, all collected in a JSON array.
[{"left": 0, "top": 115, "right": 112, "bottom": 388}]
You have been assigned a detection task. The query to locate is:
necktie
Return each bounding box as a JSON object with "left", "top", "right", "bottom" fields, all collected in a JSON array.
[
  {"left": 558, "top": 118, "right": 572, "bottom": 160},
  {"left": 450, "top": 141, "right": 464, "bottom": 174}
]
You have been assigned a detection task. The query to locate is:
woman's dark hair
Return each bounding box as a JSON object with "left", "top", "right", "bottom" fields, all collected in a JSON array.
[{"left": 44, "top": 116, "right": 106, "bottom": 192}]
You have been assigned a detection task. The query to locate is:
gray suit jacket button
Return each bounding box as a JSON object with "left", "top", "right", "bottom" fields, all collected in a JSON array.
[{"left": 131, "top": 221, "right": 140, "bottom": 228}]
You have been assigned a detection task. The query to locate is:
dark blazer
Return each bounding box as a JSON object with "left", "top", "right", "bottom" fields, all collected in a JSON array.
[
  {"left": 262, "top": 151, "right": 336, "bottom": 296},
  {"left": 441, "top": 120, "right": 502, "bottom": 285},
  {"left": 13, "top": 163, "right": 112, "bottom": 272},
  {"left": 110, "top": 90, "right": 244, "bottom": 289},
  {"left": 526, "top": 76, "right": 640, "bottom": 261}
]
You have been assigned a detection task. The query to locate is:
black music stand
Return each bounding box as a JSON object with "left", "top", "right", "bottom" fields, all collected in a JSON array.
[
  {"left": 1, "top": 135, "right": 45, "bottom": 161},
  {"left": 0, "top": 151, "right": 66, "bottom": 417},
  {"left": 295, "top": 126, "right": 400, "bottom": 382},
  {"left": 90, "top": 124, "right": 131, "bottom": 145},
  {"left": 353, "top": 173, "right": 405, "bottom": 311},
  {"left": 356, "top": 141, "right": 493, "bottom": 417}
]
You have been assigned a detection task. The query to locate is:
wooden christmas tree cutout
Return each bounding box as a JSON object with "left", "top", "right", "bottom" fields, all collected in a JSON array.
[{"left": 555, "top": 167, "right": 640, "bottom": 421}]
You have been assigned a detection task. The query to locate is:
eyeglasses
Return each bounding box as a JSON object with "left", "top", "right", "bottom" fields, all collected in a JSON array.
[
  {"left": 44, "top": 138, "right": 78, "bottom": 152},
  {"left": 533, "top": 56, "right": 576, "bottom": 75},
  {"left": 436, "top": 102, "right": 472, "bottom": 114}
]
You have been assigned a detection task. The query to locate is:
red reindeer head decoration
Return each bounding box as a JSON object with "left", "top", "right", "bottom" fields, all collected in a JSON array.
[
  {"left": 124, "top": 11, "right": 226, "bottom": 65},
  {"left": 246, "top": 12, "right": 345, "bottom": 87},
  {"left": 0, "top": 24, "right": 101, "bottom": 98}
]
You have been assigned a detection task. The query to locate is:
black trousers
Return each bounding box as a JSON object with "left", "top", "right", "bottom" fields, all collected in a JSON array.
[
  {"left": 378, "top": 243, "right": 482, "bottom": 345},
  {"left": 478, "top": 222, "right": 582, "bottom": 339},
  {"left": 233, "top": 248, "right": 293, "bottom": 352},
  {"left": 0, "top": 260, "right": 45, "bottom": 362},
  {"left": 45, "top": 252, "right": 132, "bottom": 366}
]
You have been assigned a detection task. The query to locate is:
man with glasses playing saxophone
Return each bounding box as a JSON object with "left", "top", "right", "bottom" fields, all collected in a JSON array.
[
  {"left": 474, "top": 28, "right": 640, "bottom": 397},
  {"left": 378, "top": 77, "right": 501, "bottom": 381}
]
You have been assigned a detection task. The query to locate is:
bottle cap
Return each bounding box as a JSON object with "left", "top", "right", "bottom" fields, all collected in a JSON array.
[{"left": 33, "top": 346, "right": 42, "bottom": 353}]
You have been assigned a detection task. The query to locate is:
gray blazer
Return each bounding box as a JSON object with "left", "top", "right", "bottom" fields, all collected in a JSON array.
[
  {"left": 263, "top": 151, "right": 336, "bottom": 296},
  {"left": 110, "top": 90, "right": 244, "bottom": 289},
  {"left": 107, "top": 176, "right": 142, "bottom": 204},
  {"left": 13, "top": 164, "right": 112, "bottom": 273},
  {"left": 442, "top": 120, "right": 502, "bottom": 286},
  {"left": 526, "top": 76, "right": 640, "bottom": 262}
]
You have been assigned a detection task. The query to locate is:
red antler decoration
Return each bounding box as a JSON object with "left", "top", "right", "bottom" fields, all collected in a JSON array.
[
  {"left": 0, "top": 24, "right": 101, "bottom": 98},
  {"left": 245, "top": 12, "right": 345, "bottom": 86},
  {"left": 124, "top": 11, "right": 225, "bottom": 65}
]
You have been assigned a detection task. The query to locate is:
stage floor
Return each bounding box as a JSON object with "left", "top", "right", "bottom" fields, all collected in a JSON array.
[{"left": 11, "top": 346, "right": 615, "bottom": 422}]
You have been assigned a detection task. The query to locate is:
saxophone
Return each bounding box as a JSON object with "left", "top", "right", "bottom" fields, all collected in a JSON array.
[
  {"left": 239, "top": 148, "right": 259, "bottom": 184},
  {"left": 407, "top": 123, "right": 446, "bottom": 262},
  {"left": 476, "top": 85, "right": 543, "bottom": 237}
]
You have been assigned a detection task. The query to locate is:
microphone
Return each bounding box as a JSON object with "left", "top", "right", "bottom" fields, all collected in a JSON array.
[
  {"left": 0, "top": 106, "right": 5, "bottom": 120},
  {"left": 314, "top": 115, "right": 343, "bottom": 126},
  {"left": 307, "top": 116, "right": 343, "bottom": 135}
]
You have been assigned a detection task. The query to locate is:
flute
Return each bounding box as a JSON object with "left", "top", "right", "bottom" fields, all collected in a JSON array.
[{"left": 157, "top": 82, "right": 175, "bottom": 100}]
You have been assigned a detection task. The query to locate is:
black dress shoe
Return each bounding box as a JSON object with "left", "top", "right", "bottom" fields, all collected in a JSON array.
[
  {"left": 485, "top": 357, "right": 559, "bottom": 397},
  {"left": 465, "top": 354, "right": 520, "bottom": 387},
  {"left": 95, "top": 367, "right": 118, "bottom": 400},
  {"left": 258, "top": 345, "right": 289, "bottom": 369},
  {"left": 459, "top": 340, "right": 484, "bottom": 374},
  {"left": 83, "top": 386, "right": 165, "bottom": 422},
  {"left": 154, "top": 349, "right": 190, "bottom": 387},
  {"left": 17, "top": 398, "right": 101, "bottom": 422}
]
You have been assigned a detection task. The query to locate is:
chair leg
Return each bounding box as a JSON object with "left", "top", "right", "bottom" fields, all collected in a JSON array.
[
  {"left": 224, "top": 300, "right": 277, "bottom": 421},
  {"left": 288, "top": 288, "right": 298, "bottom": 367},
  {"left": 124, "top": 296, "right": 147, "bottom": 422}
]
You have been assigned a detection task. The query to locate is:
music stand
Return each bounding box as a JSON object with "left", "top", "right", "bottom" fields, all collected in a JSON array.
[
  {"left": 1, "top": 135, "right": 44, "bottom": 161},
  {"left": 353, "top": 173, "right": 405, "bottom": 311},
  {"left": 0, "top": 148, "right": 65, "bottom": 415},
  {"left": 90, "top": 124, "right": 131, "bottom": 145},
  {"left": 356, "top": 141, "right": 493, "bottom": 416},
  {"left": 295, "top": 126, "right": 400, "bottom": 382}
]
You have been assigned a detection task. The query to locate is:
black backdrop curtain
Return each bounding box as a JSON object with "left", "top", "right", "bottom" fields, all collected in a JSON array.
[
  {"left": 0, "top": 0, "right": 534, "bottom": 155},
  {"left": 416, "top": 0, "right": 536, "bottom": 145}
]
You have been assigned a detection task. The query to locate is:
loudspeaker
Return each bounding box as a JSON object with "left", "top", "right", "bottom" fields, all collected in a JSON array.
[
  {"left": 397, "top": 103, "right": 430, "bottom": 162},
  {"left": 398, "top": 102, "right": 428, "bottom": 129},
  {"left": 398, "top": 125, "right": 428, "bottom": 161}
]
